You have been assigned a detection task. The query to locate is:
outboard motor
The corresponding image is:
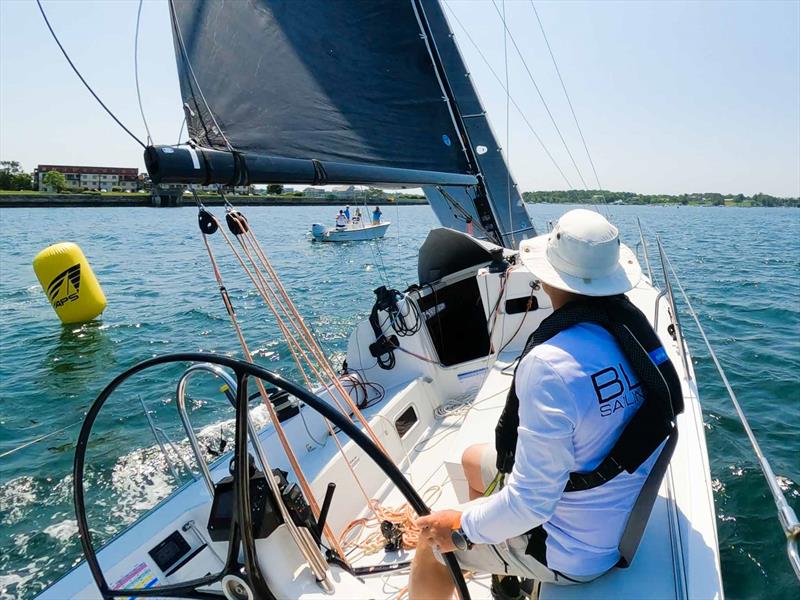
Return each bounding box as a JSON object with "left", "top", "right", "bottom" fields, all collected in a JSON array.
[{"left": 311, "top": 223, "right": 327, "bottom": 240}]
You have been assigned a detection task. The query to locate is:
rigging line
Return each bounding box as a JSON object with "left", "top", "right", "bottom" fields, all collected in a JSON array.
[
  {"left": 210, "top": 214, "right": 387, "bottom": 532},
  {"left": 367, "top": 239, "right": 389, "bottom": 286},
  {"left": 134, "top": 0, "right": 152, "bottom": 146},
  {"left": 0, "top": 419, "right": 83, "bottom": 460},
  {"left": 234, "top": 232, "right": 355, "bottom": 418},
  {"left": 167, "top": 0, "right": 234, "bottom": 152},
  {"left": 224, "top": 211, "right": 390, "bottom": 455},
  {"left": 372, "top": 239, "right": 391, "bottom": 285},
  {"left": 442, "top": 1, "right": 573, "bottom": 189},
  {"left": 200, "top": 230, "right": 345, "bottom": 560},
  {"left": 489, "top": 0, "right": 589, "bottom": 190},
  {"left": 437, "top": 186, "right": 492, "bottom": 239},
  {"left": 35, "top": 0, "right": 146, "bottom": 148},
  {"left": 530, "top": 1, "right": 602, "bottom": 190},
  {"left": 177, "top": 115, "right": 186, "bottom": 145},
  {"left": 233, "top": 232, "right": 385, "bottom": 522},
  {"left": 501, "top": 0, "right": 515, "bottom": 247}
]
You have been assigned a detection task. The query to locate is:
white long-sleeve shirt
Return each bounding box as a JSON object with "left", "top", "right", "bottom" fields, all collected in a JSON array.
[{"left": 460, "top": 322, "right": 661, "bottom": 576}]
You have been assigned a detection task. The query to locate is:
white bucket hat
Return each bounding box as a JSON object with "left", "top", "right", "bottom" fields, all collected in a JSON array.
[{"left": 519, "top": 209, "right": 642, "bottom": 297}]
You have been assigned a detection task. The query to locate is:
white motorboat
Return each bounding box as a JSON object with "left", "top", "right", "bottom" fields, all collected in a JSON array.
[
  {"left": 310, "top": 220, "right": 391, "bottom": 242},
  {"left": 34, "top": 0, "right": 798, "bottom": 598}
]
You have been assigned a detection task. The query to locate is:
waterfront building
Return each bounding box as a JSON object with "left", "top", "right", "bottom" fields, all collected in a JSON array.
[
  {"left": 302, "top": 185, "right": 356, "bottom": 199},
  {"left": 35, "top": 165, "right": 139, "bottom": 192}
]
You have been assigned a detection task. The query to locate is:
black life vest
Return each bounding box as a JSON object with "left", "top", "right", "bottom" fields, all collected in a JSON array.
[{"left": 494, "top": 294, "right": 683, "bottom": 492}]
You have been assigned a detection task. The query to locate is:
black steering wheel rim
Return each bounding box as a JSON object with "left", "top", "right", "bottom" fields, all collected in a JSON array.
[{"left": 73, "top": 352, "right": 470, "bottom": 600}]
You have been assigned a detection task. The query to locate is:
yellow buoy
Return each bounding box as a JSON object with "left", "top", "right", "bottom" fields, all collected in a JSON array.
[{"left": 33, "top": 242, "right": 106, "bottom": 324}]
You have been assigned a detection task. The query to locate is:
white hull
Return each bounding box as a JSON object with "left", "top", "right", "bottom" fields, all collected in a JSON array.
[
  {"left": 39, "top": 230, "right": 723, "bottom": 600},
  {"left": 311, "top": 221, "right": 390, "bottom": 242}
]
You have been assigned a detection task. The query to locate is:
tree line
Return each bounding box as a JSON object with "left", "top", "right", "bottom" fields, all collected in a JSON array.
[
  {"left": 0, "top": 161, "right": 33, "bottom": 191},
  {"left": 522, "top": 189, "right": 799, "bottom": 208},
  {"left": 3, "top": 160, "right": 796, "bottom": 206}
]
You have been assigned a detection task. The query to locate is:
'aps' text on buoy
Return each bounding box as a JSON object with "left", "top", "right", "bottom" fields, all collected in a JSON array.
[{"left": 33, "top": 242, "right": 106, "bottom": 324}]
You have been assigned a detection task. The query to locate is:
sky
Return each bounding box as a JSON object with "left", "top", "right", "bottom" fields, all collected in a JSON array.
[{"left": 1, "top": 0, "right": 798, "bottom": 197}]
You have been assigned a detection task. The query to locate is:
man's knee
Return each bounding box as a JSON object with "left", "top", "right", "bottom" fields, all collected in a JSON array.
[{"left": 462, "top": 443, "right": 488, "bottom": 490}]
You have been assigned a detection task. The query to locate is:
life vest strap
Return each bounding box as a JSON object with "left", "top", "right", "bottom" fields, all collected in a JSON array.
[{"left": 494, "top": 295, "right": 683, "bottom": 489}]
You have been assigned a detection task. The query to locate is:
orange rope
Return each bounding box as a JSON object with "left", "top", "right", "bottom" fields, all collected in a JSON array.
[
  {"left": 338, "top": 486, "right": 442, "bottom": 560},
  {"left": 201, "top": 233, "right": 345, "bottom": 558},
  {"left": 203, "top": 210, "right": 394, "bottom": 553},
  {"left": 211, "top": 217, "right": 384, "bottom": 522},
  {"left": 231, "top": 212, "right": 389, "bottom": 454},
  {"left": 339, "top": 501, "right": 421, "bottom": 555},
  {"left": 201, "top": 205, "right": 436, "bottom": 573}
]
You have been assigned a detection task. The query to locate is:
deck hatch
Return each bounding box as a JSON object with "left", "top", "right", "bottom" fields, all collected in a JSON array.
[{"left": 395, "top": 405, "right": 418, "bottom": 438}]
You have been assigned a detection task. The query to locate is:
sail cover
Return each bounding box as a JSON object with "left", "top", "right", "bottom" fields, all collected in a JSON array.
[{"left": 169, "top": 0, "right": 472, "bottom": 180}]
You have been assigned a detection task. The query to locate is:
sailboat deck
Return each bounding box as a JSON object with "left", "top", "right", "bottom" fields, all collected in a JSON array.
[
  {"left": 38, "top": 269, "right": 723, "bottom": 600},
  {"left": 343, "top": 282, "right": 722, "bottom": 599}
]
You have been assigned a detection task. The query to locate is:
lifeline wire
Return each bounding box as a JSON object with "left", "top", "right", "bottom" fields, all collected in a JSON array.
[
  {"left": 0, "top": 420, "right": 82, "bottom": 459},
  {"left": 490, "top": 0, "right": 589, "bottom": 189},
  {"left": 36, "top": 0, "right": 146, "bottom": 148},
  {"left": 442, "top": 1, "right": 573, "bottom": 189},
  {"left": 134, "top": 0, "right": 152, "bottom": 146},
  {"left": 662, "top": 246, "right": 800, "bottom": 579}
]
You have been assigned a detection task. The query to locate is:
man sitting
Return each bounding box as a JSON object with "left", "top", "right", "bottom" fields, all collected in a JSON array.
[{"left": 410, "top": 210, "right": 676, "bottom": 599}]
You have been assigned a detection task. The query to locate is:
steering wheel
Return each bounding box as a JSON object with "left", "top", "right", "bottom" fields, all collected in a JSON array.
[{"left": 74, "top": 353, "right": 470, "bottom": 600}]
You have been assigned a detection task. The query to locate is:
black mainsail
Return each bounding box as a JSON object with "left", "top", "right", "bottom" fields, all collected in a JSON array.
[{"left": 148, "top": 0, "right": 535, "bottom": 248}]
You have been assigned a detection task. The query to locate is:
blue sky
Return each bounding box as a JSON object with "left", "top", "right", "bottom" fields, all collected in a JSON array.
[{"left": 1, "top": 0, "right": 798, "bottom": 196}]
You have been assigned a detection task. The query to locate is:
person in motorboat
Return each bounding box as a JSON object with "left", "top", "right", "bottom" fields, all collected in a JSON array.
[
  {"left": 372, "top": 206, "right": 382, "bottom": 224},
  {"left": 410, "top": 209, "right": 681, "bottom": 599},
  {"left": 335, "top": 210, "right": 347, "bottom": 229}
]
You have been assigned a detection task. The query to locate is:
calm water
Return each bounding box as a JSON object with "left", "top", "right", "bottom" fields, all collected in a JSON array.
[{"left": 0, "top": 205, "right": 798, "bottom": 599}]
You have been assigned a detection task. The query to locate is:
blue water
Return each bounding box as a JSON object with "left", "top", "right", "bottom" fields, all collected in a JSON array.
[{"left": 0, "top": 205, "right": 797, "bottom": 599}]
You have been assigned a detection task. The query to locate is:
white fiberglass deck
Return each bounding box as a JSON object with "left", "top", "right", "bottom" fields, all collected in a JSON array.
[{"left": 38, "top": 252, "right": 722, "bottom": 600}]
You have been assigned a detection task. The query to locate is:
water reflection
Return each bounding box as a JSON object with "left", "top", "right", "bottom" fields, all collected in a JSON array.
[{"left": 41, "top": 321, "right": 117, "bottom": 396}]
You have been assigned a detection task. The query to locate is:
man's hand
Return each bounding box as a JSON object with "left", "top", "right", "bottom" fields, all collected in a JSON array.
[{"left": 415, "top": 510, "right": 462, "bottom": 553}]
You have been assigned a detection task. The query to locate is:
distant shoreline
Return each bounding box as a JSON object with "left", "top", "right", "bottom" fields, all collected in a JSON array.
[
  {"left": 523, "top": 190, "right": 798, "bottom": 208},
  {"left": 0, "top": 192, "right": 796, "bottom": 208},
  {"left": 0, "top": 193, "right": 428, "bottom": 208}
]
